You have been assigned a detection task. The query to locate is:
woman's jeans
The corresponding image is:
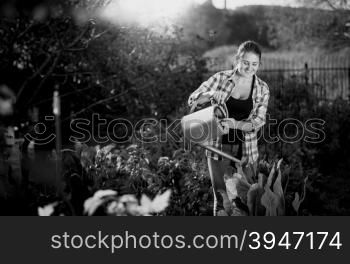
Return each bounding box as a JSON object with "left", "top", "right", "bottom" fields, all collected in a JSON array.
[{"left": 207, "top": 144, "right": 257, "bottom": 216}]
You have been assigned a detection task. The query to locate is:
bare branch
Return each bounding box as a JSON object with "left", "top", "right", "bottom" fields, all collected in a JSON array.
[
  {"left": 65, "top": 80, "right": 157, "bottom": 120},
  {"left": 68, "top": 90, "right": 129, "bottom": 118},
  {"left": 17, "top": 54, "right": 52, "bottom": 99},
  {"left": 17, "top": 21, "right": 35, "bottom": 39},
  {"left": 63, "top": 20, "right": 94, "bottom": 50},
  {"left": 34, "top": 74, "right": 119, "bottom": 105},
  {"left": 325, "top": 0, "right": 338, "bottom": 9},
  {"left": 24, "top": 51, "right": 62, "bottom": 107}
]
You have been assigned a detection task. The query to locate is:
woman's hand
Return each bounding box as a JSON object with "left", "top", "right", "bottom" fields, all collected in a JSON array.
[
  {"left": 196, "top": 90, "right": 226, "bottom": 105},
  {"left": 221, "top": 119, "right": 255, "bottom": 132},
  {"left": 220, "top": 118, "right": 237, "bottom": 133},
  {"left": 196, "top": 91, "right": 212, "bottom": 105},
  {"left": 211, "top": 91, "right": 226, "bottom": 105}
]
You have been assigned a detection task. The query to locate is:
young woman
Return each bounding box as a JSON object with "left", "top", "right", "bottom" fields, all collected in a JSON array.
[{"left": 187, "top": 41, "right": 270, "bottom": 215}]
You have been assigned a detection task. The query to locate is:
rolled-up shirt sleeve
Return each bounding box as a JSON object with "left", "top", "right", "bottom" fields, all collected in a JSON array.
[
  {"left": 188, "top": 74, "right": 220, "bottom": 107},
  {"left": 251, "top": 85, "right": 270, "bottom": 131}
]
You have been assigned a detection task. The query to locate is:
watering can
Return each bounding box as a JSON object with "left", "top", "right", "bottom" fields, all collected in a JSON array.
[{"left": 181, "top": 99, "right": 241, "bottom": 164}]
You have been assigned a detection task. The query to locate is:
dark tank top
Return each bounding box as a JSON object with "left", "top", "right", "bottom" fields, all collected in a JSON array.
[{"left": 221, "top": 76, "right": 254, "bottom": 145}]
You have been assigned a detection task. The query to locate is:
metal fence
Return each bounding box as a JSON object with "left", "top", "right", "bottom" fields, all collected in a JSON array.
[
  {"left": 259, "top": 64, "right": 350, "bottom": 101},
  {"left": 207, "top": 63, "right": 350, "bottom": 101}
]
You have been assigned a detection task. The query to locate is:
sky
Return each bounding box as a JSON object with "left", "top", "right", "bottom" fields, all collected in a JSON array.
[
  {"left": 99, "top": 0, "right": 300, "bottom": 27},
  {"left": 211, "top": 0, "right": 298, "bottom": 9}
]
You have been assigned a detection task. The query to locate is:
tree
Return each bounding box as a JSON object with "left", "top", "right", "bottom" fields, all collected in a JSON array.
[
  {"left": 298, "top": 0, "right": 350, "bottom": 45},
  {"left": 299, "top": 0, "right": 350, "bottom": 10},
  {"left": 0, "top": 0, "right": 208, "bottom": 145}
]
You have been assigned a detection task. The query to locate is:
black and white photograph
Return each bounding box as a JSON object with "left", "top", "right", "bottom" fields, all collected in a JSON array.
[{"left": 1, "top": 0, "right": 350, "bottom": 217}]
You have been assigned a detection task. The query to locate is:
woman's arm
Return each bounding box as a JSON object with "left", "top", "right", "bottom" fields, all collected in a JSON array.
[
  {"left": 250, "top": 84, "right": 270, "bottom": 131},
  {"left": 194, "top": 91, "right": 214, "bottom": 105},
  {"left": 221, "top": 119, "right": 254, "bottom": 132},
  {"left": 233, "top": 120, "right": 254, "bottom": 132}
]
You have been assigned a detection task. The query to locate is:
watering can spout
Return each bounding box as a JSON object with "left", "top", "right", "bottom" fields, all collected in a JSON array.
[{"left": 198, "top": 143, "right": 241, "bottom": 164}]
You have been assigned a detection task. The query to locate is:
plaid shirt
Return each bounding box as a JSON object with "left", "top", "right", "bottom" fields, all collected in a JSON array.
[{"left": 188, "top": 69, "right": 270, "bottom": 165}]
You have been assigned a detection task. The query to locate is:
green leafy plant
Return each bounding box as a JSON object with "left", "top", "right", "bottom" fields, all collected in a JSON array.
[
  {"left": 224, "top": 159, "right": 308, "bottom": 216},
  {"left": 38, "top": 189, "right": 171, "bottom": 216}
]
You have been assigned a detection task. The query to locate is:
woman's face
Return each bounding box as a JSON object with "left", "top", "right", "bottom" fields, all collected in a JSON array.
[{"left": 236, "top": 52, "right": 260, "bottom": 78}]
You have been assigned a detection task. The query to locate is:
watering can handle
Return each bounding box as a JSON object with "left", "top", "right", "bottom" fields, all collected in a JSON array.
[{"left": 190, "top": 97, "right": 217, "bottom": 114}]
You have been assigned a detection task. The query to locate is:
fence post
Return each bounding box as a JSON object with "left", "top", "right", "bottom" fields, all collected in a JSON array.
[
  {"left": 348, "top": 67, "right": 350, "bottom": 101},
  {"left": 304, "top": 62, "right": 309, "bottom": 85},
  {"left": 53, "top": 85, "right": 62, "bottom": 196}
]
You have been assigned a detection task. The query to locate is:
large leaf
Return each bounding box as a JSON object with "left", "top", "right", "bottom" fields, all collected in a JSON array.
[
  {"left": 266, "top": 162, "right": 276, "bottom": 188},
  {"left": 260, "top": 186, "right": 279, "bottom": 216},
  {"left": 247, "top": 183, "right": 265, "bottom": 216},
  {"left": 140, "top": 190, "right": 172, "bottom": 214},
  {"left": 38, "top": 202, "right": 58, "bottom": 216},
  {"left": 236, "top": 178, "right": 251, "bottom": 205},
  {"left": 225, "top": 174, "right": 251, "bottom": 216},
  {"left": 242, "top": 162, "right": 257, "bottom": 184},
  {"left": 261, "top": 160, "right": 285, "bottom": 216},
  {"left": 282, "top": 165, "right": 291, "bottom": 194},
  {"left": 272, "top": 167, "right": 285, "bottom": 215},
  {"left": 217, "top": 189, "right": 233, "bottom": 216},
  {"left": 277, "top": 158, "right": 283, "bottom": 170},
  {"left": 225, "top": 178, "right": 238, "bottom": 201},
  {"left": 292, "top": 176, "right": 308, "bottom": 215},
  {"left": 292, "top": 192, "right": 301, "bottom": 213},
  {"left": 231, "top": 201, "right": 249, "bottom": 216},
  {"left": 257, "top": 172, "right": 265, "bottom": 189},
  {"left": 149, "top": 190, "right": 172, "bottom": 213},
  {"left": 84, "top": 190, "right": 117, "bottom": 216}
]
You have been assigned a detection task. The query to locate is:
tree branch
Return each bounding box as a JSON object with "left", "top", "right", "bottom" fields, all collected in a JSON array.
[
  {"left": 24, "top": 51, "right": 62, "bottom": 107},
  {"left": 34, "top": 74, "right": 119, "bottom": 105},
  {"left": 325, "top": 0, "right": 338, "bottom": 9},
  {"left": 17, "top": 53, "right": 52, "bottom": 99},
  {"left": 67, "top": 90, "right": 129, "bottom": 119},
  {"left": 17, "top": 21, "right": 35, "bottom": 39},
  {"left": 63, "top": 21, "right": 94, "bottom": 50},
  {"left": 63, "top": 80, "right": 156, "bottom": 121}
]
